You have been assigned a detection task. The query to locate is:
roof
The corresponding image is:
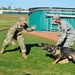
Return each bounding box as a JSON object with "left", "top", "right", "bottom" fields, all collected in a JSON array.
[{"left": 29, "top": 7, "right": 75, "bottom": 15}]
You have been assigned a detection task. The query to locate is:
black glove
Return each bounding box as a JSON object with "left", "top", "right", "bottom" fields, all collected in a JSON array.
[{"left": 23, "top": 23, "right": 29, "bottom": 29}]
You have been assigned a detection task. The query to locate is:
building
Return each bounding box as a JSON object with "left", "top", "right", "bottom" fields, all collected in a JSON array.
[
  {"left": 0, "top": 10, "right": 29, "bottom": 14},
  {"left": 29, "top": 7, "right": 75, "bottom": 32}
]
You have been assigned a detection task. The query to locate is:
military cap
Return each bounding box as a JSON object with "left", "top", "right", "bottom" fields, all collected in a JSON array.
[
  {"left": 19, "top": 17, "right": 26, "bottom": 23},
  {"left": 53, "top": 15, "right": 60, "bottom": 21}
]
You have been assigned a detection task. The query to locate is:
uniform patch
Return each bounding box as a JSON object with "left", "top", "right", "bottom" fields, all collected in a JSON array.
[{"left": 62, "top": 29, "right": 65, "bottom": 33}]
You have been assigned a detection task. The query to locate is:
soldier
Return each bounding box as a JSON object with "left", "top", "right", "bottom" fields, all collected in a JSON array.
[
  {"left": 0, "top": 17, "right": 36, "bottom": 58},
  {"left": 54, "top": 15, "right": 75, "bottom": 48},
  {"left": 53, "top": 15, "right": 75, "bottom": 64}
]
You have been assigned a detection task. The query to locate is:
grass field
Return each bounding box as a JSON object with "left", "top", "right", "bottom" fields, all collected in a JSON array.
[
  {"left": 0, "top": 14, "right": 75, "bottom": 75},
  {"left": 0, "top": 14, "right": 29, "bottom": 30}
]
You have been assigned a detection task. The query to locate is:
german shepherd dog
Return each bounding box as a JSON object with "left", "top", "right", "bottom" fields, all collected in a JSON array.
[{"left": 42, "top": 43, "right": 75, "bottom": 64}]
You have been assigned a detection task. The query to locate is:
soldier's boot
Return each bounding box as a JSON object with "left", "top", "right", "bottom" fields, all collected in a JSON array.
[
  {"left": 0, "top": 48, "right": 5, "bottom": 54},
  {"left": 0, "top": 45, "right": 7, "bottom": 54},
  {"left": 22, "top": 52, "right": 27, "bottom": 58},
  {"left": 58, "top": 58, "right": 69, "bottom": 64}
]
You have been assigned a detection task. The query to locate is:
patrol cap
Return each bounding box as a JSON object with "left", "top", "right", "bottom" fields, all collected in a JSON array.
[
  {"left": 19, "top": 17, "right": 26, "bottom": 23},
  {"left": 53, "top": 15, "right": 60, "bottom": 21}
]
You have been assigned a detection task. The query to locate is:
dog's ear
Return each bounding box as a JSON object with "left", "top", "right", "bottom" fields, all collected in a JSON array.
[{"left": 41, "top": 43, "right": 44, "bottom": 46}]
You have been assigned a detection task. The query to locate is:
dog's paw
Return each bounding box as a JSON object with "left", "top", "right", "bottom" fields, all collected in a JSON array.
[
  {"left": 52, "top": 62, "right": 56, "bottom": 64},
  {"left": 41, "top": 47, "right": 45, "bottom": 50}
]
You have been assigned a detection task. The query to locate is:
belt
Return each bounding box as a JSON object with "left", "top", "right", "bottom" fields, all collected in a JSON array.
[{"left": 67, "top": 29, "right": 70, "bottom": 31}]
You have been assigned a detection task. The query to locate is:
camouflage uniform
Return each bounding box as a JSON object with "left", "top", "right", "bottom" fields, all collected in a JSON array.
[{"left": 2, "top": 22, "right": 33, "bottom": 53}]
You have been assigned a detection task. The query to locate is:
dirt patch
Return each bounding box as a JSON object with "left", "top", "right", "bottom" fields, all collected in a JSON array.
[
  {"left": 0, "top": 15, "right": 28, "bottom": 18},
  {"left": 24, "top": 31, "right": 60, "bottom": 42}
]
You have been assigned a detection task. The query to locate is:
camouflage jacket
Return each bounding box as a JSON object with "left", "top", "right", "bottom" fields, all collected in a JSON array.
[{"left": 6, "top": 22, "right": 33, "bottom": 39}]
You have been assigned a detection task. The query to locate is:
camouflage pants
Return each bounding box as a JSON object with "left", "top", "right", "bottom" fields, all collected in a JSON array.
[{"left": 2, "top": 35, "right": 26, "bottom": 52}]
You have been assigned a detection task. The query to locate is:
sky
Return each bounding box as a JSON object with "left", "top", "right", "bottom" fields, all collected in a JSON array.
[{"left": 0, "top": 0, "right": 75, "bottom": 9}]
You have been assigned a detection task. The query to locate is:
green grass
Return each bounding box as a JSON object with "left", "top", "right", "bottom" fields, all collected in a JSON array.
[
  {"left": 0, "top": 14, "right": 75, "bottom": 75},
  {"left": 0, "top": 14, "right": 29, "bottom": 30}
]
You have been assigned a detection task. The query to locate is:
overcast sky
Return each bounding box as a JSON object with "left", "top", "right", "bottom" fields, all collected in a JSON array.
[{"left": 0, "top": 0, "right": 75, "bottom": 9}]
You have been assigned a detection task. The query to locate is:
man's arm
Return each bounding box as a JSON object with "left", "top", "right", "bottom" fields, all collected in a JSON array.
[
  {"left": 24, "top": 23, "right": 36, "bottom": 32},
  {"left": 56, "top": 30, "right": 66, "bottom": 45},
  {"left": 56, "top": 23, "right": 67, "bottom": 45}
]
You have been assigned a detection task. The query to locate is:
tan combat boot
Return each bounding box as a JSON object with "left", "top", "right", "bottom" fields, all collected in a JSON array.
[
  {"left": 0, "top": 48, "right": 5, "bottom": 54},
  {"left": 22, "top": 52, "right": 27, "bottom": 58}
]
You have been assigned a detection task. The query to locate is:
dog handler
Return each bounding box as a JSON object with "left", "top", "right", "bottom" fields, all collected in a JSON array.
[
  {"left": 53, "top": 15, "right": 75, "bottom": 64},
  {"left": 54, "top": 15, "right": 75, "bottom": 48},
  {"left": 0, "top": 17, "right": 36, "bottom": 58}
]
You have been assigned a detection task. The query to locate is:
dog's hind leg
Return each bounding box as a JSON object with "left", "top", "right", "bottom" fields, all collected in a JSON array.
[
  {"left": 58, "top": 58, "right": 69, "bottom": 64},
  {"left": 53, "top": 55, "right": 62, "bottom": 64}
]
